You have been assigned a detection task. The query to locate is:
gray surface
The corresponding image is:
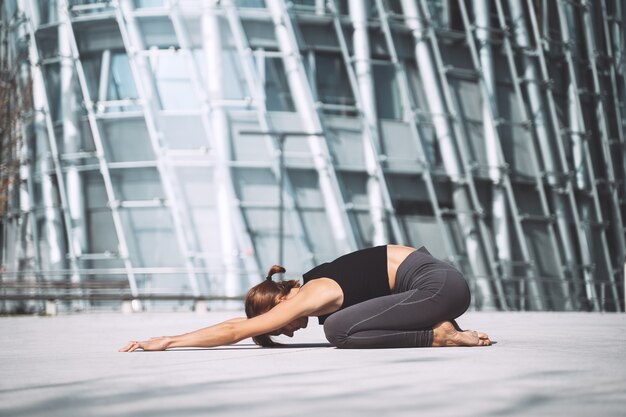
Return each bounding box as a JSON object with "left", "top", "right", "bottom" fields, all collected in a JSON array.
[{"left": 1, "top": 312, "right": 625, "bottom": 416}]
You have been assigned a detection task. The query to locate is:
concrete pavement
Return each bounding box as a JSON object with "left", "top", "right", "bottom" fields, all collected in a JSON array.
[{"left": 1, "top": 311, "right": 625, "bottom": 416}]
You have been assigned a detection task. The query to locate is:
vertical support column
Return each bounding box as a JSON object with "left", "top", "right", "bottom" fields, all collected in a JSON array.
[
  {"left": 58, "top": 0, "right": 85, "bottom": 294},
  {"left": 473, "top": 0, "right": 512, "bottom": 284},
  {"left": 400, "top": 0, "right": 461, "bottom": 180},
  {"left": 16, "top": 33, "right": 44, "bottom": 295},
  {"left": 266, "top": 0, "right": 357, "bottom": 254},
  {"left": 200, "top": 3, "right": 249, "bottom": 295},
  {"left": 23, "top": 0, "right": 80, "bottom": 287},
  {"left": 328, "top": 0, "right": 404, "bottom": 246},
  {"left": 348, "top": 0, "right": 388, "bottom": 245}
]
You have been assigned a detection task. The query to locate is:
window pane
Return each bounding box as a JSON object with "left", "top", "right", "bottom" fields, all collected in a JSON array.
[
  {"left": 151, "top": 53, "right": 200, "bottom": 110},
  {"left": 133, "top": 0, "right": 164, "bottom": 8},
  {"left": 315, "top": 52, "right": 355, "bottom": 106},
  {"left": 137, "top": 16, "right": 179, "bottom": 49},
  {"left": 264, "top": 57, "right": 295, "bottom": 111},
  {"left": 108, "top": 53, "right": 138, "bottom": 101},
  {"left": 235, "top": 0, "right": 266, "bottom": 8},
  {"left": 373, "top": 64, "right": 401, "bottom": 119}
]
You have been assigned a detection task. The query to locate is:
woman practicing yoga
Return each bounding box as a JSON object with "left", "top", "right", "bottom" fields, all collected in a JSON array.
[{"left": 119, "top": 245, "right": 491, "bottom": 351}]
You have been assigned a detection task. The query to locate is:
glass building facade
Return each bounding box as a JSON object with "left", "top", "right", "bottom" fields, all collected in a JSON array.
[{"left": 1, "top": 0, "right": 625, "bottom": 312}]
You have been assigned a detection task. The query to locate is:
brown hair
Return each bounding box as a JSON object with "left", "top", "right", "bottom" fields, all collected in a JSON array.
[{"left": 244, "top": 265, "right": 301, "bottom": 347}]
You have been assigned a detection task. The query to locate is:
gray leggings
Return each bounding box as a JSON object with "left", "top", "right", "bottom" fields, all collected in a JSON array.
[{"left": 323, "top": 248, "right": 471, "bottom": 348}]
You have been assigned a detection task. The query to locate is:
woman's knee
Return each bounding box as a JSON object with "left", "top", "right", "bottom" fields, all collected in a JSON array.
[{"left": 323, "top": 314, "right": 350, "bottom": 348}]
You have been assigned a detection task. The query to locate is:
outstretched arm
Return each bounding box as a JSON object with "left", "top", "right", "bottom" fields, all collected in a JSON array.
[
  {"left": 118, "top": 317, "right": 248, "bottom": 352},
  {"left": 118, "top": 281, "right": 332, "bottom": 352}
]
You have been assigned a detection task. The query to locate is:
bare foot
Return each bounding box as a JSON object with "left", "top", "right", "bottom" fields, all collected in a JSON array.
[{"left": 432, "top": 321, "right": 491, "bottom": 347}]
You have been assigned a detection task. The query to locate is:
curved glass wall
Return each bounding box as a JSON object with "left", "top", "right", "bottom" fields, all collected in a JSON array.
[{"left": 1, "top": 0, "right": 625, "bottom": 313}]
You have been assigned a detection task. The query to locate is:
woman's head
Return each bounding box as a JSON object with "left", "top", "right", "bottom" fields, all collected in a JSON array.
[{"left": 244, "top": 265, "right": 303, "bottom": 347}]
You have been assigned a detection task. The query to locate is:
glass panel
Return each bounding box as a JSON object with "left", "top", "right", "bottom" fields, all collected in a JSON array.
[
  {"left": 35, "top": 27, "right": 59, "bottom": 59},
  {"left": 160, "top": 114, "right": 208, "bottom": 149},
  {"left": 84, "top": 171, "right": 119, "bottom": 254},
  {"left": 108, "top": 53, "right": 138, "bottom": 101},
  {"left": 37, "top": 0, "right": 58, "bottom": 24},
  {"left": 232, "top": 130, "right": 273, "bottom": 162},
  {"left": 401, "top": 215, "right": 446, "bottom": 254},
  {"left": 288, "top": 170, "right": 322, "bottom": 208},
  {"left": 41, "top": 63, "right": 61, "bottom": 123},
  {"left": 175, "top": 167, "right": 218, "bottom": 255},
  {"left": 264, "top": 57, "right": 295, "bottom": 112},
  {"left": 315, "top": 52, "right": 355, "bottom": 107},
  {"left": 36, "top": 214, "right": 68, "bottom": 271},
  {"left": 176, "top": 167, "right": 215, "bottom": 206},
  {"left": 300, "top": 210, "right": 338, "bottom": 260},
  {"left": 99, "top": 118, "right": 155, "bottom": 162},
  {"left": 232, "top": 168, "right": 278, "bottom": 204},
  {"left": 81, "top": 52, "right": 102, "bottom": 100},
  {"left": 191, "top": 207, "right": 222, "bottom": 256},
  {"left": 379, "top": 120, "right": 423, "bottom": 172},
  {"left": 109, "top": 168, "right": 165, "bottom": 201},
  {"left": 327, "top": 127, "right": 365, "bottom": 168},
  {"left": 74, "top": 20, "right": 125, "bottom": 54},
  {"left": 340, "top": 173, "right": 368, "bottom": 206},
  {"left": 137, "top": 16, "right": 179, "bottom": 49},
  {"left": 241, "top": 21, "right": 276, "bottom": 48},
  {"left": 373, "top": 64, "right": 402, "bottom": 119},
  {"left": 300, "top": 23, "right": 340, "bottom": 49},
  {"left": 133, "top": 0, "right": 164, "bottom": 8},
  {"left": 386, "top": 0, "right": 403, "bottom": 15},
  {"left": 121, "top": 207, "right": 182, "bottom": 267},
  {"left": 235, "top": 0, "right": 266, "bottom": 8},
  {"left": 150, "top": 52, "right": 200, "bottom": 110},
  {"left": 352, "top": 209, "right": 373, "bottom": 247},
  {"left": 222, "top": 49, "right": 249, "bottom": 100}
]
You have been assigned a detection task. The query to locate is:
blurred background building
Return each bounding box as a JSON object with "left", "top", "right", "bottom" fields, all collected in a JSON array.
[{"left": 1, "top": 0, "right": 625, "bottom": 313}]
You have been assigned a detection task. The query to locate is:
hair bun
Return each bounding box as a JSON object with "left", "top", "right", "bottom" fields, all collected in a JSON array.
[{"left": 266, "top": 265, "right": 286, "bottom": 281}]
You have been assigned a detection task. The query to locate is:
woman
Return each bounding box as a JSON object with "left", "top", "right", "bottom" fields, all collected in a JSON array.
[{"left": 119, "top": 245, "right": 491, "bottom": 352}]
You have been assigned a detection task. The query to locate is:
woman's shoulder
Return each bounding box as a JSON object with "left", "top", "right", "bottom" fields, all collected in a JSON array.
[{"left": 299, "top": 278, "right": 344, "bottom": 317}]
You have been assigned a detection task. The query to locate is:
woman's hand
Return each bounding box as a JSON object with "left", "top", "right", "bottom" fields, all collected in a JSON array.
[{"left": 118, "top": 336, "right": 171, "bottom": 352}]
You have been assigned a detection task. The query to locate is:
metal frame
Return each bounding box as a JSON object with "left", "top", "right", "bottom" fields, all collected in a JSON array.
[
  {"left": 23, "top": 0, "right": 82, "bottom": 290},
  {"left": 490, "top": 0, "right": 583, "bottom": 310},
  {"left": 222, "top": 0, "right": 318, "bottom": 269},
  {"left": 53, "top": 0, "right": 142, "bottom": 308},
  {"left": 3, "top": 0, "right": 625, "bottom": 312},
  {"left": 404, "top": 0, "right": 507, "bottom": 310},
  {"left": 329, "top": 0, "right": 405, "bottom": 246},
  {"left": 553, "top": 0, "right": 621, "bottom": 310},
  {"left": 167, "top": 0, "right": 262, "bottom": 295},
  {"left": 373, "top": 0, "right": 486, "bottom": 287},
  {"left": 266, "top": 0, "right": 358, "bottom": 254},
  {"left": 458, "top": 0, "right": 571, "bottom": 310},
  {"left": 114, "top": 0, "right": 202, "bottom": 297}
]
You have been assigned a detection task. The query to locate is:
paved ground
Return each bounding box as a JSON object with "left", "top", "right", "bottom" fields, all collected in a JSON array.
[{"left": 0, "top": 311, "right": 625, "bottom": 417}]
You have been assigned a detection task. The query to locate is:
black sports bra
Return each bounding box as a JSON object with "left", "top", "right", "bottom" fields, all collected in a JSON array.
[{"left": 302, "top": 245, "right": 391, "bottom": 324}]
